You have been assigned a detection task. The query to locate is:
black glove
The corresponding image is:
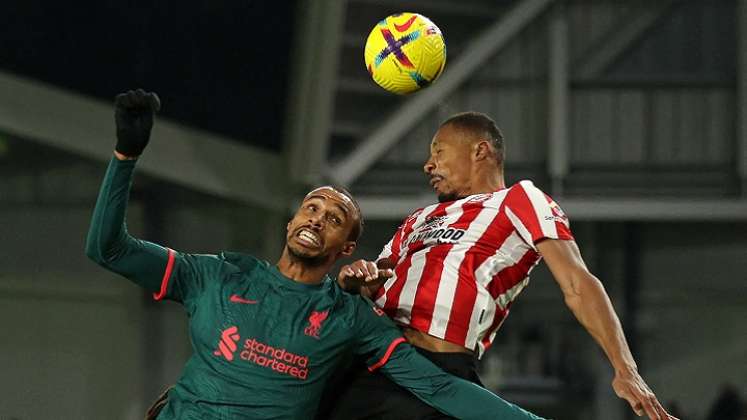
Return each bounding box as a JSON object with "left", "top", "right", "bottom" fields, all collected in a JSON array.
[{"left": 114, "top": 89, "right": 161, "bottom": 157}]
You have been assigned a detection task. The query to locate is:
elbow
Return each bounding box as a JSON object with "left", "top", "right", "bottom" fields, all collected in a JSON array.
[
  {"left": 560, "top": 270, "right": 595, "bottom": 311},
  {"left": 84, "top": 236, "right": 105, "bottom": 265},
  {"left": 84, "top": 227, "right": 115, "bottom": 266}
]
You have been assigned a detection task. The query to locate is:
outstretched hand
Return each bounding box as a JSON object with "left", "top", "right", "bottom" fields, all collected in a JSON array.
[
  {"left": 612, "top": 369, "right": 679, "bottom": 420},
  {"left": 114, "top": 88, "right": 161, "bottom": 158},
  {"left": 338, "top": 259, "right": 393, "bottom": 298}
]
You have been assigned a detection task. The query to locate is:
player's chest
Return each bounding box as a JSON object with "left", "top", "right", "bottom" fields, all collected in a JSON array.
[
  {"left": 190, "top": 276, "right": 351, "bottom": 367},
  {"left": 401, "top": 199, "right": 511, "bottom": 252}
]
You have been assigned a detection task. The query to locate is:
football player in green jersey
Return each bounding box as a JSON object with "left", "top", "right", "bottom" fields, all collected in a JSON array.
[{"left": 85, "top": 89, "right": 546, "bottom": 420}]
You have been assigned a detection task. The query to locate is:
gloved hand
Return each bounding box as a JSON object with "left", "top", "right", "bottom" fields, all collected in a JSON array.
[{"left": 114, "top": 89, "right": 161, "bottom": 157}]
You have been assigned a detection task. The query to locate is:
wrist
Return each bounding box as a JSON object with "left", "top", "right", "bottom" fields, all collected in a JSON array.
[
  {"left": 614, "top": 363, "right": 639, "bottom": 377},
  {"left": 114, "top": 150, "right": 139, "bottom": 161}
]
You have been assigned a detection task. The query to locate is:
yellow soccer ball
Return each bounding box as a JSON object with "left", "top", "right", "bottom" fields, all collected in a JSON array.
[{"left": 364, "top": 12, "right": 446, "bottom": 95}]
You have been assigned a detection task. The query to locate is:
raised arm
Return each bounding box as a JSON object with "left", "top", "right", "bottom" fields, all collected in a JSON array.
[
  {"left": 378, "top": 344, "right": 546, "bottom": 420},
  {"left": 84, "top": 89, "right": 172, "bottom": 294},
  {"left": 537, "top": 238, "right": 676, "bottom": 420}
]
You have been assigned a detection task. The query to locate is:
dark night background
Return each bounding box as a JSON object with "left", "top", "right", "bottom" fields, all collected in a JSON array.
[{"left": 0, "top": 0, "right": 297, "bottom": 151}]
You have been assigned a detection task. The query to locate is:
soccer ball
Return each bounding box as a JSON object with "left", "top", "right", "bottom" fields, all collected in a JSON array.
[{"left": 364, "top": 12, "right": 446, "bottom": 95}]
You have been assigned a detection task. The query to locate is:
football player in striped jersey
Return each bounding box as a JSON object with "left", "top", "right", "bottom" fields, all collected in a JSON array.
[{"left": 331, "top": 112, "right": 677, "bottom": 420}]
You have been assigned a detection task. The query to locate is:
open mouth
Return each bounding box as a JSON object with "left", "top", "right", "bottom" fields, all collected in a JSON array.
[{"left": 296, "top": 228, "right": 321, "bottom": 248}]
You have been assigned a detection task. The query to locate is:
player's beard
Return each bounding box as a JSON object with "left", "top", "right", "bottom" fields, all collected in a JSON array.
[
  {"left": 287, "top": 244, "right": 328, "bottom": 267},
  {"left": 437, "top": 191, "right": 462, "bottom": 203}
]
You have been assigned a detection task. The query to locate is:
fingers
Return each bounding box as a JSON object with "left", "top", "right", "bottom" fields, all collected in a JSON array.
[
  {"left": 148, "top": 92, "right": 161, "bottom": 112},
  {"left": 640, "top": 398, "right": 657, "bottom": 419},
  {"left": 612, "top": 369, "right": 676, "bottom": 420},
  {"left": 638, "top": 388, "right": 669, "bottom": 420},
  {"left": 337, "top": 260, "right": 392, "bottom": 293},
  {"left": 115, "top": 89, "right": 160, "bottom": 112},
  {"left": 363, "top": 260, "right": 379, "bottom": 281},
  {"left": 626, "top": 392, "right": 669, "bottom": 420},
  {"left": 337, "top": 261, "right": 374, "bottom": 289},
  {"left": 114, "top": 92, "right": 130, "bottom": 108},
  {"left": 338, "top": 265, "right": 356, "bottom": 282},
  {"left": 628, "top": 400, "right": 644, "bottom": 417},
  {"left": 347, "top": 259, "right": 377, "bottom": 281},
  {"left": 650, "top": 396, "right": 671, "bottom": 420}
]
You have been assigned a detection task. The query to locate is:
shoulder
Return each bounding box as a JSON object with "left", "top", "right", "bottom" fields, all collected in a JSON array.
[
  {"left": 507, "top": 180, "right": 546, "bottom": 196},
  {"left": 351, "top": 295, "right": 391, "bottom": 323},
  {"left": 401, "top": 206, "right": 426, "bottom": 225},
  {"left": 216, "top": 251, "right": 269, "bottom": 275},
  {"left": 505, "top": 180, "right": 558, "bottom": 205}
]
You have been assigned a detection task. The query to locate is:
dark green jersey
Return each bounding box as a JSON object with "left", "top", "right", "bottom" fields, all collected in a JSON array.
[
  {"left": 149, "top": 251, "right": 406, "bottom": 419},
  {"left": 86, "top": 157, "right": 545, "bottom": 420}
]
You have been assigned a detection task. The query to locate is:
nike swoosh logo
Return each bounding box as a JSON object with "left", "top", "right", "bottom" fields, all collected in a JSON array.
[
  {"left": 230, "top": 294, "right": 258, "bottom": 304},
  {"left": 394, "top": 15, "right": 418, "bottom": 32}
]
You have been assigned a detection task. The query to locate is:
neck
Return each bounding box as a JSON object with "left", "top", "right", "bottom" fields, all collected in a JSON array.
[
  {"left": 276, "top": 248, "right": 332, "bottom": 285},
  {"left": 470, "top": 167, "right": 505, "bottom": 194}
]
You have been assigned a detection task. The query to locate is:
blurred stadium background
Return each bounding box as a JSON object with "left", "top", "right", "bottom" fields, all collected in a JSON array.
[{"left": 1, "top": 0, "right": 745, "bottom": 419}]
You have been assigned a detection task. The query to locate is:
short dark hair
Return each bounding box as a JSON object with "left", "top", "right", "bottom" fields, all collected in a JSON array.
[
  {"left": 440, "top": 111, "right": 505, "bottom": 165},
  {"left": 327, "top": 185, "right": 364, "bottom": 241}
]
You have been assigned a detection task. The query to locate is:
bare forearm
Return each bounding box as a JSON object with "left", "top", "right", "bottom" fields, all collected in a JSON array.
[{"left": 565, "top": 271, "right": 637, "bottom": 373}]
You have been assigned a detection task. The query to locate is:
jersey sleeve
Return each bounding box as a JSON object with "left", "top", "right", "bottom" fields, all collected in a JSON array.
[
  {"left": 85, "top": 157, "right": 224, "bottom": 305},
  {"left": 153, "top": 251, "right": 225, "bottom": 304},
  {"left": 351, "top": 297, "right": 407, "bottom": 370},
  {"left": 377, "top": 345, "right": 546, "bottom": 420},
  {"left": 503, "top": 180, "right": 573, "bottom": 249}
]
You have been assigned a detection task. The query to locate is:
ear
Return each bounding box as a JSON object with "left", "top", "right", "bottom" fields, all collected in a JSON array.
[
  {"left": 341, "top": 241, "right": 357, "bottom": 257},
  {"left": 473, "top": 140, "right": 492, "bottom": 162},
  {"left": 286, "top": 221, "right": 291, "bottom": 233}
]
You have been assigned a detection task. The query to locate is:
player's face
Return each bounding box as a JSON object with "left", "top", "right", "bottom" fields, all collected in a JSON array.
[
  {"left": 285, "top": 187, "right": 358, "bottom": 266},
  {"left": 423, "top": 124, "right": 475, "bottom": 202}
]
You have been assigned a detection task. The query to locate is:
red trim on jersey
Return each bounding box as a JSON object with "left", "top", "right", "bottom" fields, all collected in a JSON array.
[
  {"left": 367, "top": 337, "right": 407, "bottom": 372},
  {"left": 152, "top": 248, "right": 176, "bottom": 301}
]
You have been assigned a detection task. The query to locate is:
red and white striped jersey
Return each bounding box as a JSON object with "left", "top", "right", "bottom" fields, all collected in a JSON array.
[{"left": 374, "top": 180, "right": 573, "bottom": 357}]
